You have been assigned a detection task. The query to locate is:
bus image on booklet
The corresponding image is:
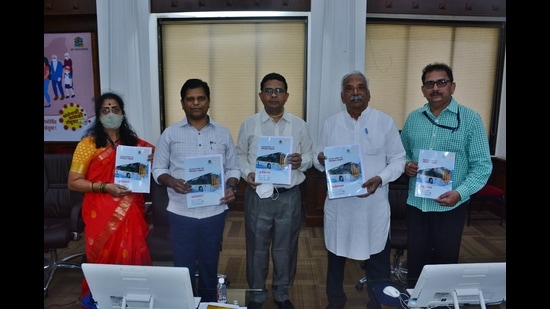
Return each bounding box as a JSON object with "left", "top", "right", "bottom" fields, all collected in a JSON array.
[
  {"left": 187, "top": 172, "right": 221, "bottom": 193},
  {"left": 256, "top": 152, "right": 288, "bottom": 171},
  {"left": 416, "top": 167, "right": 452, "bottom": 186},
  {"left": 115, "top": 162, "right": 148, "bottom": 180}
]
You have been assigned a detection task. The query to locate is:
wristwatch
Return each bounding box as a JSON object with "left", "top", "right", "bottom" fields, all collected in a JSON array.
[{"left": 227, "top": 184, "right": 238, "bottom": 195}]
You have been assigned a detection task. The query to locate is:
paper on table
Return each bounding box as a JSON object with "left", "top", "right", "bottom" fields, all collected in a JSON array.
[{"left": 198, "top": 302, "right": 241, "bottom": 309}]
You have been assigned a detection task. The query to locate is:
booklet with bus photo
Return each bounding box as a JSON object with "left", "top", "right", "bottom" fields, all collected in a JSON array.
[
  {"left": 324, "top": 144, "right": 367, "bottom": 199},
  {"left": 255, "top": 136, "right": 293, "bottom": 185},
  {"left": 184, "top": 154, "right": 225, "bottom": 208},
  {"left": 414, "top": 149, "right": 455, "bottom": 199},
  {"left": 114, "top": 145, "right": 153, "bottom": 193}
]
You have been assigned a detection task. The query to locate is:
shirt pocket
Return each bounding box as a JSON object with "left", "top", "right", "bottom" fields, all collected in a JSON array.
[
  {"left": 444, "top": 133, "right": 466, "bottom": 153},
  {"left": 362, "top": 136, "right": 384, "bottom": 156},
  {"left": 212, "top": 143, "right": 226, "bottom": 155}
]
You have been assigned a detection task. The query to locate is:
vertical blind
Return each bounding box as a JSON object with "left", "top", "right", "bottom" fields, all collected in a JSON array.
[
  {"left": 160, "top": 19, "right": 500, "bottom": 139},
  {"left": 365, "top": 23, "right": 500, "bottom": 133},
  {"left": 160, "top": 20, "right": 306, "bottom": 140}
]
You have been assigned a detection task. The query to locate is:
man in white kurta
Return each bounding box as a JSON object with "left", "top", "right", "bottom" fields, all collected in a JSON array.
[{"left": 314, "top": 71, "right": 405, "bottom": 309}]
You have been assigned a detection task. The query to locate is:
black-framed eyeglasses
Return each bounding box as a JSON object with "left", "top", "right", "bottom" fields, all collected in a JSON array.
[
  {"left": 262, "top": 88, "right": 286, "bottom": 95},
  {"left": 100, "top": 106, "right": 122, "bottom": 115},
  {"left": 422, "top": 109, "right": 460, "bottom": 133},
  {"left": 423, "top": 79, "right": 452, "bottom": 89}
]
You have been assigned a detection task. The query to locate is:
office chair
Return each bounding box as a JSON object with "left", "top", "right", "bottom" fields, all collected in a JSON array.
[
  {"left": 356, "top": 173, "right": 409, "bottom": 291},
  {"left": 44, "top": 153, "right": 85, "bottom": 297},
  {"left": 467, "top": 184, "right": 506, "bottom": 226},
  {"left": 146, "top": 180, "right": 174, "bottom": 262}
]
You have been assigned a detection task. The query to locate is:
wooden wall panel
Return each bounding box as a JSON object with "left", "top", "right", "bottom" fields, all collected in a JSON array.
[
  {"left": 151, "top": 0, "right": 310, "bottom": 13},
  {"left": 44, "top": 0, "right": 96, "bottom": 15},
  {"left": 366, "top": 0, "right": 505, "bottom": 17},
  {"left": 43, "top": 0, "right": 506, "bottom": 17}
]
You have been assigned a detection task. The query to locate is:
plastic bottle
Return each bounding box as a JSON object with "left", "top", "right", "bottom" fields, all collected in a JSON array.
[{"left": 216, "top": 277, "right": 227, "bottom": 303}]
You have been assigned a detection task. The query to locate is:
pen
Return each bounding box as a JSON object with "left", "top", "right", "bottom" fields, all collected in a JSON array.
[{"left": 364, "top": 128, "right": 368, "bottom": 135}]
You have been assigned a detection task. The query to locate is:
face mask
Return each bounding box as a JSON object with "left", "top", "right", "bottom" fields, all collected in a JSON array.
[{"left": 100, "top": 113, "right": 124, "bottom": 129}]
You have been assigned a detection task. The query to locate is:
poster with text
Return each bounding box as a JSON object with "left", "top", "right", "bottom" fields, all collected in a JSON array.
[{"left": 44, "top": 32, "right": 96, "bottom": 141}]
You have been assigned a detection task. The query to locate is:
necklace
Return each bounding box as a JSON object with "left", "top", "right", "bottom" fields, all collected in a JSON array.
[{"left": 106, "top": 134, "right": 119, "bottom": 148}]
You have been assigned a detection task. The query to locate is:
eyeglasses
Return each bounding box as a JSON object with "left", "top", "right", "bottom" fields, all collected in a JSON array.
[
  {"left": 100, "top": 106, "right": 122, "bottom": 115},
  {"left": 262, "top": 88, "right": 286, "bottom": 95},
  {"left": 422, "top": 109, "right": 460, "bottom": 133},
  {"left": 423, "top": 79, "right": 452, "bottom": 89},
  {"left": 183, "top": 96, "right": 207, "bottom": 103}
]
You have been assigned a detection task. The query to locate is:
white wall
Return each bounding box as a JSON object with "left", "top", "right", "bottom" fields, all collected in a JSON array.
[
  {"left": 96, "top": 0, "right": 159, "bottom": 144},
  {"left": 495, "top": 51, "right": 506, "bottom": 159}
]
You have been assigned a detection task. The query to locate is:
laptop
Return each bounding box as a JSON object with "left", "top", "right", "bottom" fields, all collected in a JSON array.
[
  {"left": 82, "top": 263, "right": 201, "bottom": 309},
  {"left": 405, "top": 262, "right": 506, "bottom": 309}
]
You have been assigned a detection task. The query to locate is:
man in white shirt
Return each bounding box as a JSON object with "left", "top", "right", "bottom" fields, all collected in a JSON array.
[
  {"left": 314, "top": 71, "right": 406, "bottom": 309},
  {"left": 152, "top": 78, "right": 240, "bottom": 302},
  {"left": 235, "top": 72, "right": 314, "bottom": 309}
]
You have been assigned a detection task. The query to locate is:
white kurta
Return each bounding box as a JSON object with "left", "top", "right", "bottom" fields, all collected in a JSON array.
[{"left": 314, "top": 106, "right": 406, "bottom": 260}]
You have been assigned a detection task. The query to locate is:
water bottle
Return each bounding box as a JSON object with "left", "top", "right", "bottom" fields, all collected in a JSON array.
[{"left": 216, "top": 277, "right": 227, "bottom": 303}]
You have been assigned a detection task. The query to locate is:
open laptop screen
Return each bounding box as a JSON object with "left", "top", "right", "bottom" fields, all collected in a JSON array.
[
  {"left": 406, "top": 262, "right": 506, "bottom": 309},
  {"left": 82, "top": 263, "right": 201, "bottom": 309}
]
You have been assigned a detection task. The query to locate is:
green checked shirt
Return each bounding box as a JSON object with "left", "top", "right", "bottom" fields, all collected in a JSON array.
[{"left": 401, "top": 98, "right": 492, "bottom": 212}]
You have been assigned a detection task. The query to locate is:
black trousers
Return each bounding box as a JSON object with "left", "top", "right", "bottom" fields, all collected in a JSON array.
[
  {"left": 326, "top": 237, "right": 391, "bottom": 307},
  {"left": 406, "top": 202, "right": 469, "bottom": 287}
]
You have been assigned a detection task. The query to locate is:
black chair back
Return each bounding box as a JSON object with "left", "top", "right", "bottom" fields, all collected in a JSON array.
[
  {"left": 44, "top": 153, "right": 84, "bottom": 248},
  {"left": 388, "top": 173, "right": 409, "bottom": 250},
  {"left": 146, "top": 180, "right": 174, "bottom": 261},
  {"left": 44, "top": 153, "right": 85, "bottom": 297}
]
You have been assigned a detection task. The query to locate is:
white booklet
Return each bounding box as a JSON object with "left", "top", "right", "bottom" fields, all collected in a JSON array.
[
  {"left": 114, "top": 145, "right": 152, "bottom": 193},
  {"left": 324, "top": 144, "right": 367, "bottom": 199},
  {"left": 184, "top": 154, "right": 225, "bottom": 208},
  {"left": 255, "top": 136, "right": 293, "bottom": 185},
  {"left": 414, "top": 149, "right": 456, "bottom": 199},
  {"left": 198, "top": 303, "right": 240, "bottom": 309}
]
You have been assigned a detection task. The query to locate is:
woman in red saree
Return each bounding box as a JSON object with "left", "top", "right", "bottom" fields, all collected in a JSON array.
[{"left": 68, "top": 92, "right": 154, "bottom": 308}]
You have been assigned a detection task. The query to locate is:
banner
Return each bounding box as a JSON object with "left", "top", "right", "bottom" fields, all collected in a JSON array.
[{"left": 44, "top": 32, "right": 96, "bottom": 141}]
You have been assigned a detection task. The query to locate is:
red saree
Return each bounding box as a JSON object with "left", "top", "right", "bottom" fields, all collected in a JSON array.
[{"left": 70, "top": 136, "right": 153, "bottom": 304}]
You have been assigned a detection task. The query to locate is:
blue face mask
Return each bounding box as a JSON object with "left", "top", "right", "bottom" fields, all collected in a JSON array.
[{"left": 99, "top": 113, "right": 124, "bottom": 129}]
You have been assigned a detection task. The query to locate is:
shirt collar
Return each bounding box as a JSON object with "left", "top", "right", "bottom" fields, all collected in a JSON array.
[
  {"left": 422, "top": 97, "right": 459, "bottom": 116},
  {"left": 260, "top": 109, "right": 287, "bottom": 123}
]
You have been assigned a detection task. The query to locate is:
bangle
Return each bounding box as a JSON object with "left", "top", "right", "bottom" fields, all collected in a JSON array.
[
  {"left": 99, "top": 182, "right": 107, "bottom": 193},
  {"left": 90, "top": 182, "right": 95, "bottom": 193}
]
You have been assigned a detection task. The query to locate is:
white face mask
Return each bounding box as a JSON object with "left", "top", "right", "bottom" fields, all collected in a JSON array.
[{"left": 100, "top": 113, "right": 124, "bottom": 129}]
